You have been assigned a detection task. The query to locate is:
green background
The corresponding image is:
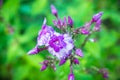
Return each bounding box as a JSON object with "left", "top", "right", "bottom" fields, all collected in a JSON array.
[{"left": 0, "top": 0, "right": 120, "bottom": 80}]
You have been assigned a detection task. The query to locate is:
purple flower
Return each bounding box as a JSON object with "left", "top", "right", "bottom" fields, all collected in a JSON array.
[
  {"left": 37, "top": 18, "right": 54, "bottom": 46},
  {"left": 73, "top": 58, "right": 79, "bottom": 65},
  {"left": 68, "top": 16, "right": 73, "bottom": 27},
  {"left": 51, "top": 5, "right": 58, "bottom": 18},
  {"left": 37, "top": 18, "right": 74, "bottom": 59},
  {"left": 49, "top": 35, "right": 66, "bottom": 52},
  {"left": 92, "top": 12, "right": 103, "bottom": 23},
  {"left": 68, "top": 73, "right": 74, "bottom": 80},
  {"left": 32, "top": 18, "right": 74, "bottom": 60},
  {"left": 59, "top": 59, "right": 67, "bottom": 66},
  {"left": 27, "top": 4, "right": 104, "bottom": 80},
  {"left": 48, "top": 33, "right": 74, "bottom": 59},
  {"left": 75, "top": 49, "right": 83, "bottom": 57}
]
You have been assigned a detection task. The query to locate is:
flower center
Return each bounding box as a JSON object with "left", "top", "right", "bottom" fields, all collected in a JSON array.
[{"left": 49, "top": 35, "right": 66, "bottom": 52}]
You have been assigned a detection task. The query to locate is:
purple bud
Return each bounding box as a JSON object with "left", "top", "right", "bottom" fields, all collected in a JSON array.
[
  {"left": 68, "top": 73, "right": 74, "bottom": 80},
  {"left": 92, "top": 12, "right": 103, "bottom": 22},
  {"left": 63, "top": 17, "right": 67, "bottom": 27},
  {"left": 73, "top": 58, "right": 79, "bottom": 64},
  {"left": 50, "top": 5, "right": 58, "bottom": 18},
  {"left": 68, "top": 16, "right": 73, "bottom": 27},
  {"left": 53, "top": 20, "right": 57, "bottom": 26},
  {"left": 75, "top": 49, "right": 83, "bottom": 57},
  {"left": 28, "top": 46, "right": 47, "bottom": 55},
  {"left": 58, "top": 19, "right": 63, "bottom": 26},
  {"left": 40, "top": 65, "right": 47, "bottom": 71},
  {"left": 80, "top": 27, "right": 90, "bottom": 35},
  {"left": 55, "top": 19, "right": 63, "bottom": 29},
  {"left": 94, "top": 19, "right": 101, "bottom": 31},
  {"left": 59, "top": 59, "right": 66, "bottom": 66},
  {"left": 103, "top": 72, "right": 108, "bottom": 79},
  {"left": 99, "top": 68, "right": 108, "bottom": 79},
  {"left": 28, "top": 47, "right": 39, "bottom": 55}
]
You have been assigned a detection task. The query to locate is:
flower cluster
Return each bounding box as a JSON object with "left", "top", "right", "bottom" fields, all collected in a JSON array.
[{"left": 28, "top": 5, "right": 103, "bottom": 80}]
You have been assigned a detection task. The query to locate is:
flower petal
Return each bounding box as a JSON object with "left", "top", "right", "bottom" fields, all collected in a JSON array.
[{"left": 37, "top": 24, "right": 54, "bottom": 46}]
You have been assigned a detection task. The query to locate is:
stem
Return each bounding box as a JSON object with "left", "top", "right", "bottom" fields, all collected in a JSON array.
[
  {"left": 81, "top": 32, "right": 92, "bottom": 48},
  {"left": 70, "top": 64, "right": 73, "bottom": 73},
  {"left": 70, "top": 57, "right": 73, "bottom": 73}
]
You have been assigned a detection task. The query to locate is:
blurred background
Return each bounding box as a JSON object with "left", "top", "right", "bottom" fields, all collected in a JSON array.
[{"left": 0, "top": 0, "right": 120, "bottom": 80}]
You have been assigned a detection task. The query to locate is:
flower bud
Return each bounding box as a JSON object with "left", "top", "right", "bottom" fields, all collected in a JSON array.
[
  {"left": 40, "top": 65, "right": 47, "bottom": 71},
  {"left": 59, "top": 59, "right": 66, "bottom": 66},
  {"left": 63, "top": 17, "right": 67, "bottom": 27},
  {"left": 43, "top": 60, "right": 49, "bottom": 65},
  {"left": 103, "top": 72, "right": 108, "bottom": 79},
  {"left": 92, "top": 12, "right": 103, "bottom": 22},
  {"left": 53, "top": 20, "right": 57, "bottom": 26},
  {"left": 68, "top": 16, "right": 73, "bottom": 27},
  {"left": 73, "top": 58, "right": 79, "bottom": 65},
  {"left": 99, "top": 68, "right": 108, "bottom": 79},
  {"left": 68, "top": 73, "right": 74, "bottom": 80},
  {"left": 79, "top": 27, "right": 90, "bottom": 35},
  {"left": 40, "top": 60, "right": 49, "bottom": 71},
  {"left": 50, "top": 5, "right": 58, "bottom": 18},
  {"left": 28, "top": 46, "right": 39, "bottom": 55},
  {"left": 94, "top": 19, "right": 101, "bottom": 31},
  {"left": 57, "top": 19, "right": 63, "bottom": 28},
  {"left": 75, "top": 49, "right": 83, "bottom": 57},
  {"left": 28, "top": 46, "right": 47, "bottom": 55}
]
